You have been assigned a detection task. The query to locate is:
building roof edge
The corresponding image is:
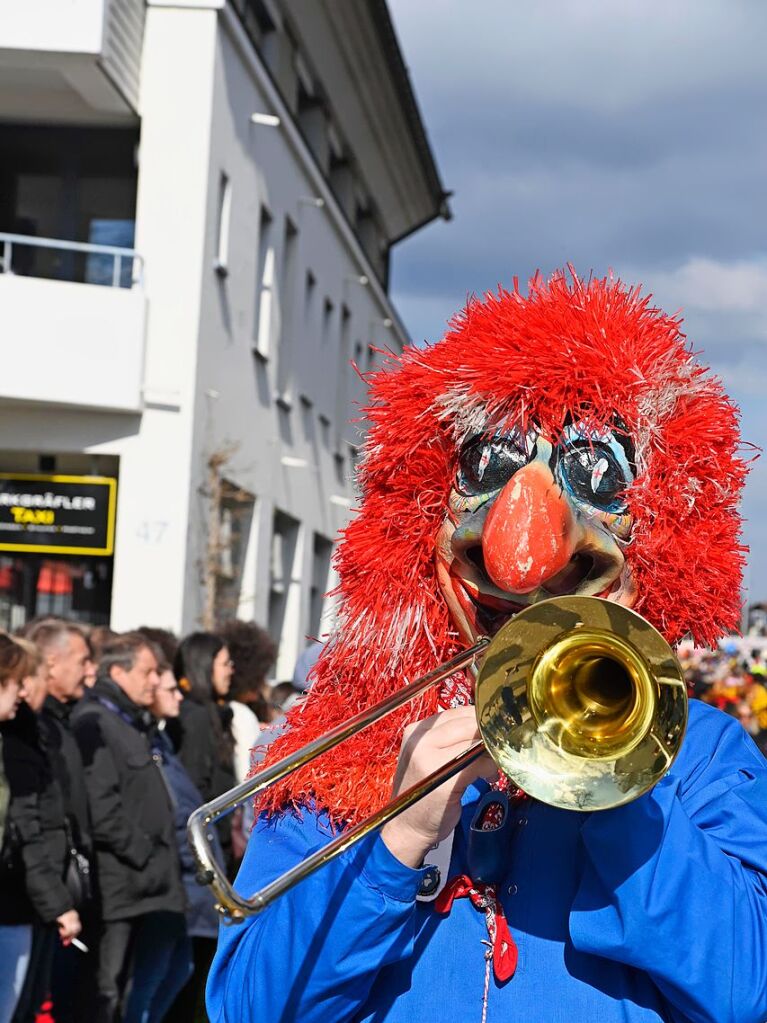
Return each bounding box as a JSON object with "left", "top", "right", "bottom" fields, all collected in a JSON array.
[{"left": 368, "top": 0, "right": 452, "bottom": 235}]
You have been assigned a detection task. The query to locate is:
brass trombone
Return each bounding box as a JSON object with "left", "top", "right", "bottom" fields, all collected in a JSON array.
[{"left": 187, "top": 595, "right": 687, "bottom": 923}]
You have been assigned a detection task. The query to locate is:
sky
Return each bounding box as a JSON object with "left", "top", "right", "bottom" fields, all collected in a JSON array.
[{"left": 387, "top": 0, "right": 767, "bottom": 606}]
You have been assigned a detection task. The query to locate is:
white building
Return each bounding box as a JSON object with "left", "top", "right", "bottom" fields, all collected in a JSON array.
[{"left": 0, "top": 0, "right": 449, "bottom": 676}]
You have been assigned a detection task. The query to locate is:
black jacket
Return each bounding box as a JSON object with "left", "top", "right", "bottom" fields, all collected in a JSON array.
[
  {"left": 38, "top": 695, "right": 92, "bottom": 857},
  {"left": 0, "top": 704, "right": 73, "bottom": 925},
  {"left": 167, "top": 698, "right": 236, "bottom": 870},
  {"left": 71, "top": 679, "right": 184, "bottom": 921},
  {"left": 167, "top": 699, "right": 235, "bottom": 803}
]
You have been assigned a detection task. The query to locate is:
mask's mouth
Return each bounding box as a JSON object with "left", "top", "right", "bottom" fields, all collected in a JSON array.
[
  {"left": 542, "top": 552, "right": 597, "bottom": 595},
  {"left": 451, "top": 570, "right": 525, "bottom": 638},
  {"left": 452, "top": 557, "right": 619, "bottom": 640},
  {"left": 470, "top": 597, "right": 517, "bottom": 637}
]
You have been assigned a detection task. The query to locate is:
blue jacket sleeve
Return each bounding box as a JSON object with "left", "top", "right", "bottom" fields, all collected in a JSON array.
[
  {"left": 570, "top": 702, "right": 767, "bottom": 1023},
  {"left": 206, "top": 808, "right": 426, "bottom": 1022}
]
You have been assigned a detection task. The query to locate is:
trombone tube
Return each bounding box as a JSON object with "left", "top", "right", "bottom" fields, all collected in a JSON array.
[{"left": 188, "top": 639, "right": 489, "bottom": 921}]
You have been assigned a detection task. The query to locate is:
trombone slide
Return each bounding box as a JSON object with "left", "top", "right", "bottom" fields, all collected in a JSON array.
[{"left": 187, "top": 641, "right": 489, "bottom": 922}]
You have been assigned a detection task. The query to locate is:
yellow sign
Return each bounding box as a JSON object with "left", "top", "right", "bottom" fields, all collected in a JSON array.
[{"left": 0, "top": 474, "right": 117, "bottom": 556}]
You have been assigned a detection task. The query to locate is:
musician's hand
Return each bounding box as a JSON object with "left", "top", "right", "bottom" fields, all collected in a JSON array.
[{"left": 380, "top": 707, "right": 496, "bottom": 869}]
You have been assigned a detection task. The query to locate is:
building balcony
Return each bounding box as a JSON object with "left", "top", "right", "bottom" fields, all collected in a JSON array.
[
  {"left": 0, "top": 0, "right": 145, "bottom": 120},
  {"left": 0, "top": 233, "right": 147, "bottom": 414}
]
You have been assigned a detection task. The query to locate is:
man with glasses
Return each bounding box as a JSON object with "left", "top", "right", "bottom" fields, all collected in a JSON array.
[{"left": 72, "top": 634, "right": 184, "bottom": 1023}]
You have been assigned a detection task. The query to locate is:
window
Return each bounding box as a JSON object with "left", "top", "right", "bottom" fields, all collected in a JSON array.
[
  {"left": 335, "top": 305, "right": 352, "bottom": 438},
  {"left": 268, "top": 510, "right": 303, "bottom": 678},
  {"left": 86, "top": 219, "right": 135, "bottom": 287},
  {"left": 0, "top": 123, "right": 138, "bottom": 285},
  {"left": 309, "top": 534, "right": 333, "bottom": 638},
  {"left": 239, "top": 0, "right": 275, "bottom": 40},
  {"left": 254, "top": 206, "right": 274, "bottom": 358},
  {"left": 282, "top": 217, "right": 298, "bottom": 302},
  {"left": 318, "top": 413, "right": 331, "bottom": 449},
  {"left": 213, "top": 481, "right": 256, "bottom": 623},
  {"left": 297, "top": 78, "right": 330, "bottom": 172},
  {"left": 269, "top": 526, "right": 288, "bottom": 595},
  {"left": 214, "top": 172, "right": 232, "bottom": 277},
  {"left": 354, "top": 203, "right": 386, "bottom": 282},
  {"left": 277, "top": 216, "right": 298, "bottom": 398},
  {"left": 304, "top": 269, "right": 316, "bottom": 323},
  {"left": 329, "top": 154, "right": 354, "bottom": 218},
  {"left": 321, "top": 297, "right": 334, "bottom": 346}
]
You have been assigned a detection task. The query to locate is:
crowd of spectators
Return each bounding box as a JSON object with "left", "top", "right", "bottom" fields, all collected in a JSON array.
[
  {"left": 680, "top": 641, "right": 767, "bottom": 755},
  {"left": 0, "top": 617, "right": 301, "bottom": 1023}
]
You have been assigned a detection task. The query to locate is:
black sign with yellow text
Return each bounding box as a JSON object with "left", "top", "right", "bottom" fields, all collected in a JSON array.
[{"left": 0, "top": 474, "right": 117, "bottom": 556}]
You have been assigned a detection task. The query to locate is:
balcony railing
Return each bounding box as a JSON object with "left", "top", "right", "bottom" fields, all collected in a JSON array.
[
  {"left": 0, "top": 232, "right": 147, "bottom": 412},
  {"left": 0, "top": 232, "right": 144, "bottom": 289}
]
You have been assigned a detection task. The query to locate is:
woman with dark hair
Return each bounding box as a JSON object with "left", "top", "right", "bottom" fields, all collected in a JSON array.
[
  {"left": 168, "top": 632, "right": 235, "bottom": 860},
  {"left": 218, "top": 620, "right": 277, "bottom": 781}
]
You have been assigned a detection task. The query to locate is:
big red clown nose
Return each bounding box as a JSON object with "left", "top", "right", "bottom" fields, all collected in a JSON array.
[{"left": 482, "top": 462, "right": 577, "bottom": 594}]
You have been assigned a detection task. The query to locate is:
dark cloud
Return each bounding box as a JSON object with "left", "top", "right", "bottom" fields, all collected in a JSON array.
[
  {"left": 434, "top": 86, "right": 767, "bottom": 178},
  {"left": 388, "top": 0, "right": 767, "bottom": 603},
  {"left": 391, "top": 94, "right": 767, "bottom": 294}
]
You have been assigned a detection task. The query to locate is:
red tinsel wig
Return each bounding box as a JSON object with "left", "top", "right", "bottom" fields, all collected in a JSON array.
[{"left": 260, "top": 269, "right": 748, "bottom": 826}]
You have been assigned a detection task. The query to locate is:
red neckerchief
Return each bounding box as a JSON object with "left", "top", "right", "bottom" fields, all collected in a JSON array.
[{"left": 434, "top": 874, "right": 518, "bottom": 981}]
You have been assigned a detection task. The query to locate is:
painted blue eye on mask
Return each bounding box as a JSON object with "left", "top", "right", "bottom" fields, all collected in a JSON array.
[
  {"left": 558, "top": 442, "right": 629, "bottom": 513},
  {"left": 556, "top": 423, "right": 634, "bottom": 515},
  {"left": 456, "top": 434, "right": 528, "bottom": 497}
]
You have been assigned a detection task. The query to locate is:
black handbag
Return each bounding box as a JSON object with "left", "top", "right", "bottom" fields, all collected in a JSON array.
[
  {"left": 0, "top": 818, "right": 23, "bottom": 878},
  {"left": 63, "top": 816, "right": 92, "bottom": 909}
]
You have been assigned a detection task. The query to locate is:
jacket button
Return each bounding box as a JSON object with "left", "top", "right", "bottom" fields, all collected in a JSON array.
[
  {"left": 508, "top": 883, "right": 518, "bottom": 895},
  {"left": 419, "top": 865, "right": 441, "bottom": 897}
]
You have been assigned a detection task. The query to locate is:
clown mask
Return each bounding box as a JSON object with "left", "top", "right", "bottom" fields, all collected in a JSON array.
[{"left": 436, "top": 420, "right": 638, "bottom": 647}]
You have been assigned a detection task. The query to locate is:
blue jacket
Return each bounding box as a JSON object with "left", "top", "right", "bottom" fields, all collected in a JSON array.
[
  {"left": 152, "top": 728, "right": 222, "bottom": 939},
  {"left": 207, "top": 701, "right": 767, "bottom": 1022}
]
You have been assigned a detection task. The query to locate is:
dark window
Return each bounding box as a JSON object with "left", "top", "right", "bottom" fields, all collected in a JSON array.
[
  {"left": 213, "top": 481, "right": 256, "bottom": 624},
  {"left": 277, "top": 216, "right": 299, "bottom": 396},
  {"left": 0, "top": 124, "right": 139, "bottom": 286},
  {"left": 309, "top": 534, "right": 333, "bottom": 638},
  {"left": 268, "top": 510, "right": 301, "bottom": 667}
]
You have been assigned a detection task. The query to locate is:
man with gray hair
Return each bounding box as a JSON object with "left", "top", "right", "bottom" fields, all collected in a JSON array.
[
  {"left": 72, "top": 633, "right": 185, "bottom": 1023},
  {"left": 27, "top": 619, "right": 94, "bottom": 1023},
  {"left": 27, "top": 620, "right": 93, "bottom": 877},
  {"left": 27, "top": 619, "right": 91, "bottom": 706}
]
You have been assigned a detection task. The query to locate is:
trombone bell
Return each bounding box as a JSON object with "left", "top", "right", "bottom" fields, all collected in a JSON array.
[{"left": 475, "top": 596, "right": 687, "bottom": 811}]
